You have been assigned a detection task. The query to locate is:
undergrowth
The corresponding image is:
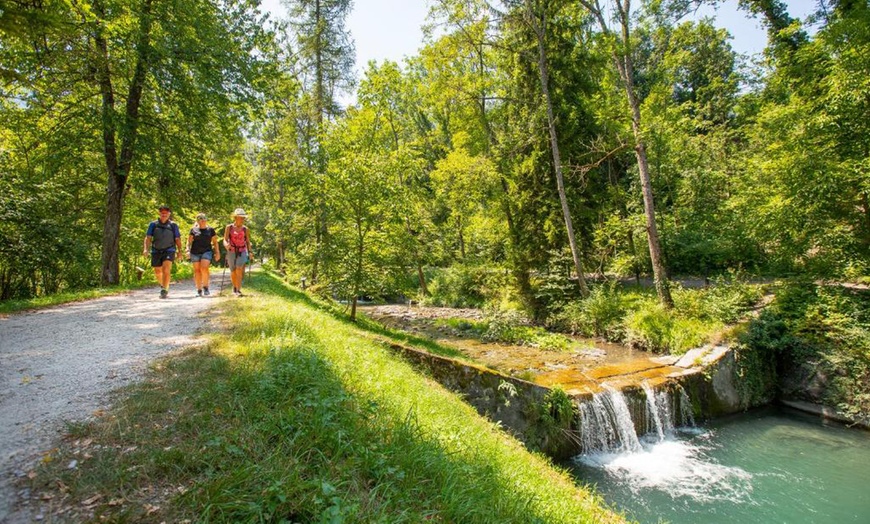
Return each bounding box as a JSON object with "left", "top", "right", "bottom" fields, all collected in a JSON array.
[
  {"left": 549, "top": 277, "right": 763, "bottom": 354},
  {"left": 742, "top": 282, "right": 870, "bottom": 421}
]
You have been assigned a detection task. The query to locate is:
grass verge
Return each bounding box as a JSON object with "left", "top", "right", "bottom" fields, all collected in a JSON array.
[{"left": 26, "top": 271, "right": 624, "bottom": 523}]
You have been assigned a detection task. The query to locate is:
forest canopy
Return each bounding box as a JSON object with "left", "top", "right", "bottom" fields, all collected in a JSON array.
[{"left": 2, "top": 0, "right": 868, "bottom": 314}]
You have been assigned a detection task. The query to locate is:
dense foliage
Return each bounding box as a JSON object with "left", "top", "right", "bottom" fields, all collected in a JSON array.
[
  {"left": 4, "top": 1, "right": 867, "bottom": 303},
  {"left": 739, "top": 282, "right": 870, "bottom": 420},
  {"left": 3, "top": 1, "right": 869, "bottom": 411},
  {"left": 249, "top": 0, "right": 869, "bottom": 321}
]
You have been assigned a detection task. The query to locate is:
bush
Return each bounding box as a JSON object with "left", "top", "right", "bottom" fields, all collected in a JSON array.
[
  {"left": 483, "top": 309, "right": 570, "bottom": 351},
  {"left": 424, "top": 264, "right": 507, "bottom": 308},
  {"left": 672, "top": 276, "right": 762, "bottom": 324},
  {"left": 549, "top": 282, "right": 626, "bottom": 340},
  {"left": 768, "top": 283, "right": 870, "bottom": 419},
  {"left": 623, "top": 301, "right": 711, "bottom": 354}
]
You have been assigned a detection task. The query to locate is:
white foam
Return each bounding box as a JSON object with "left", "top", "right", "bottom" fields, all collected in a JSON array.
[{"left": 577, "top": 433, "right": 754, "bottom": 504}]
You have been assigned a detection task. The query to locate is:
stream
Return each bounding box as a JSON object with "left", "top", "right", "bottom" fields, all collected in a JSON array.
[{"left": 568, "top": 406, "right": 870, "bottom": 523}]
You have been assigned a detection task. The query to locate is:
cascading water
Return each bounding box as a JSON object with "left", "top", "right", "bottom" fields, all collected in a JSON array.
[
  {"left": 578, "top": 381, "right": 691, "bottom": 453},
  {"left": 574, "top": 381, "right": 756, "bottom": 517},
  {"left": 578, "top": 384, "right": 643, "bottom": 453},
  {"left": 641, "top": 381, "right": 667, "bottom": 440},
  {"left": 570, "top": 406, "right": 870, "bottom": 524}
]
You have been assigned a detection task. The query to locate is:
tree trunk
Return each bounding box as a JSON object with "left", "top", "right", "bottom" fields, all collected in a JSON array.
[
  {"left": 416, "top": 263, "right": 428, "bottom": 296},
  {"left": 95, "top": 0, "right": 153, "bottom": 285},
  {"left": 624, "top": 62, "right": 674, "bottom": 308},
  {"left": 528, "top": 2, "right": 589, "bottom": 296},
  {"left": 351, "top": 295, "right": 357, "bottom": 321},
  {"left": 101, "top": 173, "right": 124, "bottom": 284},
  {"left": 351, "top": 219, "right": 364, "bottom": 322},
  {"left": 581, "top": 0, "right": 673, "bottom": 307}
]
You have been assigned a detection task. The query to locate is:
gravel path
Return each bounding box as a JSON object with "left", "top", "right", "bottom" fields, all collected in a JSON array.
[{"left": 0, "top": 279, "right": 223, "bottom": 522}]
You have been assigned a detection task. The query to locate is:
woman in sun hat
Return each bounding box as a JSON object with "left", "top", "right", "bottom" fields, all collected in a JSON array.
[
  {"left": 186, "top": 213, "right": 220, "bottom": 296},
  {"left": 223, "top": 208, "right": 253, "bottom": 296}
]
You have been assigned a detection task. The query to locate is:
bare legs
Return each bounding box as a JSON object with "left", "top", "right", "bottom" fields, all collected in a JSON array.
[
  {"left": 231, "top": 266, "right": 244, "bottom": 294},
  {"left": 193, "top": 261, "right": 202, "bottom": 290},
  {"left": 200, "top": 259, "right": 211, "bottom": 289},
  {"left": 193, "top": 260, "right": 212, "bottom": 291},
  {"left": 153, "top": 260, "right": 172, "bottom": 296}
]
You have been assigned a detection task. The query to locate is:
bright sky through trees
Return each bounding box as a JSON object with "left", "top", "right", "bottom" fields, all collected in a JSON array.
[{"left": 261, "top": 0, "right": 818, "bottom": 105}]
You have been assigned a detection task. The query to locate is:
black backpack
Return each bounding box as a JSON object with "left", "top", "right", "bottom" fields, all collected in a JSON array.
[{"left": 152, "top": 221, "right": 176, "bottom": 251}]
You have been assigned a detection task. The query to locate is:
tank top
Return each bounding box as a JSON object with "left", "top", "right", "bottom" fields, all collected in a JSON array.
[{"left": 228, "top": 226, "right": 247, "bottom": 252}]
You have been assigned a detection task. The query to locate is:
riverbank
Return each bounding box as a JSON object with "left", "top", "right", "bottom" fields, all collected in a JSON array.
[{"left": 18, "top": 272, "right": 625, "bottom": 523}]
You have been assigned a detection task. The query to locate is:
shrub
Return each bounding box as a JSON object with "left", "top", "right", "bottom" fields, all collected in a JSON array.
[
  {"left": 424, "top": 264, "right": 509, "bottom": 308},
  {"left": 549, "top": 282, "right": 626, "bottom": 340},
  {"left": 672, "top": 276, "right": 762, "bottom": 324},
  {"left": 483, "top": 308, "right": 531, "bottom": 344},
  {"left": 623, "top": 301, "right": 711, "bottom": 354},
  {"left": 482, "top": 309, "right": 571, "bottom": 351}
]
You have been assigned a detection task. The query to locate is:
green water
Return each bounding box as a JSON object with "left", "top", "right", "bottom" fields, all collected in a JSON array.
[{"left": 569, "top": 407, "right": 870, "bottom": 524}]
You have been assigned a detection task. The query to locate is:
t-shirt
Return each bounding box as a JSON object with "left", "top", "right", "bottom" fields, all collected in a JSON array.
[
  {"left": 146, "top": 220, "right": 181, "bottom": 251},
  {"left": 189, "top": 226, "right": 217, "bottom": 255}
]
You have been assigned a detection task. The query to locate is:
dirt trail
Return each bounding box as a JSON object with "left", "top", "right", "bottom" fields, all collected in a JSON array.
[{"left": 0, "top": 279, "right": 222, "bottom": 522}]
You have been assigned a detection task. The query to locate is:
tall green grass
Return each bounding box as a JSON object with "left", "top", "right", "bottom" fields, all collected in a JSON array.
[{"left": 29, "top": 272, "right": 624, "bottom": 523}]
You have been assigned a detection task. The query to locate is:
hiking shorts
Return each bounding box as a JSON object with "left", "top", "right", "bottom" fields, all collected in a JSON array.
[
  {"left": 227, "top": 250, "right": 248, "bottom": 270},
  {"left": 190, "top": 251, "right": 213, "bottom": 263},
  {"left": 151, "top": 249, "right": 176, "bottom": 267}
]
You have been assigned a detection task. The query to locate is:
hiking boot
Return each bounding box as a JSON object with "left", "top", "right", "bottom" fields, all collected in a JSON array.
[
  {"left": 197, "top": 289, "right": 203, "bottom": 297},
  {"left": 233, "top": 287, "right": 239, "bottom": 295},
  {"left": 203, "top": 287, "right": 210, "bottom": 296},
  {"left": 236, "top": 289, "right": 244, "bottom": 297},
  {"left": 160, "top": 289, "right": 168, "bottom": 299}
]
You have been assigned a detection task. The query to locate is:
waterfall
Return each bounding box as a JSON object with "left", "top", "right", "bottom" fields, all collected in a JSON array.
[
  {"left": 578, "top": 381, "right": 694, "bottom": 453},
  {"left": 641, "top": 381, "right": 666, "bottom": 440}
]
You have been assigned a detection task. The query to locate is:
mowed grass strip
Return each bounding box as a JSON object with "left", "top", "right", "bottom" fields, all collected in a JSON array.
[{"left": 30, "top": 271, "right": 625, "bottom": 523}]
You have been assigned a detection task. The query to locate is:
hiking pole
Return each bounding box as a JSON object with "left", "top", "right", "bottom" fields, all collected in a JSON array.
[{"left": 219, "top": 258, "right": 227, "bottom": 296}]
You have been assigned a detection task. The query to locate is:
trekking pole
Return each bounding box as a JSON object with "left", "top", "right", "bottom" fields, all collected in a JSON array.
[{"left": 219, "top": 258, "right": 227, "bottom": 296}]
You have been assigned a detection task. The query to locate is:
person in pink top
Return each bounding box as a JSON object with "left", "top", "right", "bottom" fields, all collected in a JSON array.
[{"left": 223, "top": 208, "right": 253, "bottom": 296}]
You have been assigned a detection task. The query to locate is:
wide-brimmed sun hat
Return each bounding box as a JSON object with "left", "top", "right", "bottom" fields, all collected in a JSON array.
[
  {"left": 232, "top": 208, "right": 247, "bottom": 218},
  {"left": 196, "top": 213, "right": 207, "bottom": 220}
]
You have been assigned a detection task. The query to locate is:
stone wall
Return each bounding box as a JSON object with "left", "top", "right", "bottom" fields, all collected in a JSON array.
[{"left": 383, "top": 341, "right": 579, "bottom": 459}]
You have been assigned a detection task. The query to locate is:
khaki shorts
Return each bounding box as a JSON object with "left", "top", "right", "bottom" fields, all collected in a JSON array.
[{"left": 227, "top": 250, "right": 248, "bottom": 270}]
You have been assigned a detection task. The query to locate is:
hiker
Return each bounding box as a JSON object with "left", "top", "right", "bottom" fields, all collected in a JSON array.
[
  {"left": 186, "top": 213, "right": 221, "bottom": 296},
  {"left": 224, "top": 208, "right": 253, "bottom": 296},
  {"left": 143, "top": 205, "right": 182, "bottom": 299}
]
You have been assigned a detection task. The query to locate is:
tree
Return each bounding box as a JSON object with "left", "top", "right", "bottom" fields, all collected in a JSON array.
[
  {"left": 1, "top": 0, "right": 271, "bottom": 287},
  {"left": 357, "top": 60, "right": 436, "bottom": 295},
  {"left": 430, "top": 133, "right": 501, "bottom": 261},
  {"left": 512, "top": 0, "right": 590, "bottom": 296},
  {"left": 735, "top": 1, "right": 870, "bottom": 274},
  {"left": 323, "top": 107, "right": 397, "bottom": 321},
  {"left": 284, "top": 0, "right": 355, "bottom": 283},
  {"left": 579, "top": 0, "right": 675, "bottom": 307}
]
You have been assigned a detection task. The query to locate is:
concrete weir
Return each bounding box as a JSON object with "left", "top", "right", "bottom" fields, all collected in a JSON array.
[{"left": 382, "top": 339, "right": 753, "bottom": 460}]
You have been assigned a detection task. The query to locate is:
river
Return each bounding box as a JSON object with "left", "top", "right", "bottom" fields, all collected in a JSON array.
[{"left": 568, "top": 407, "right": 870, "bottom": 523}]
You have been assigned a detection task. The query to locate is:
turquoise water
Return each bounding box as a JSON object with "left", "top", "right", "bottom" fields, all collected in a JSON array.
[{"left": 569, "top": 408, "right": 870, "bottom": 524}]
